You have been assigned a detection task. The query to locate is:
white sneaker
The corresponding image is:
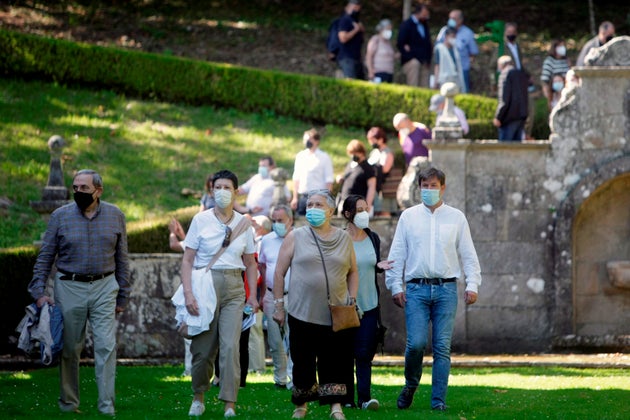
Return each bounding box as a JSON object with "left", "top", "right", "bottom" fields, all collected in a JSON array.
[
  {"left": 188, "top": 400, "right": 205, "bottom": 416},
  {"left": 224, "top": 407, "right": 236, "bottom": 417},
  {"left": 361, "top": 399, "right": 379, "bottom": 411}
]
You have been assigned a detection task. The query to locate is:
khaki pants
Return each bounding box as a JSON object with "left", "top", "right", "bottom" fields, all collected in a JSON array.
[
  {"left": 190, "top": 268, "right": 244, "bottom": 403},
  {"left": 402, "top": 59, "right": 431, "bottom": 88},
  {"left": 55, "top": 273, "right": 119, "bottom": 414},
  {"left": 247, "top": 311, "right": 265, "bottom": 372}
]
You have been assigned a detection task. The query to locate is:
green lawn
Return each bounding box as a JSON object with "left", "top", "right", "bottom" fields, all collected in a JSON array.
[
  {"left": 1, "top": 365, "right": 629, "bottom": 419},
  {"left": 0, "top": 77, "right": 368, "bottom": 248}
]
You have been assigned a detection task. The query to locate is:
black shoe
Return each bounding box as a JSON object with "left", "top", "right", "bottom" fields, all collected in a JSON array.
[
  {"left": 432, "top": 404, "right": 448, "bottom": 411},
  {"left": 274, "top": 383, "right": 287, "bottom": 389},
  {"left": 397, "top": 386, "right": 416, "bottom": 409}
]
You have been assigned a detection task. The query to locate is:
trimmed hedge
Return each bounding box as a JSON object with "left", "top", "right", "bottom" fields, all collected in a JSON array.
[{"left": 0, "top": 29, "right": 497, "bottom": 138}]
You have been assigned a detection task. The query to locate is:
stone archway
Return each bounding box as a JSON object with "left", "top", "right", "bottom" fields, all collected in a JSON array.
[
  {"left": 572, "top": 173, "right": 630, "bottom": 335},
  {"left": 550, "top": 155, "right": 630, "bottom": 348}
]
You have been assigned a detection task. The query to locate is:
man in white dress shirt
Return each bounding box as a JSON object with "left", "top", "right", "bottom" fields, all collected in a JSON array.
[{"left": 385, "top": 167, "right": 481, "bottom": 412}]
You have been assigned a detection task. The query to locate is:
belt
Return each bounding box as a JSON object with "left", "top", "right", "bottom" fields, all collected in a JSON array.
[
  {"left": 267, "top": 287, "right": 288, "bottom": 295},
  {"left": 58, "top": 269, "right": 113, "bottom": 282},
  {"left": 408, "top": 277, "right": 456, "bottom": 285},
  {"left": 193, "top": 266, "right": 242, "bottom": 275}
]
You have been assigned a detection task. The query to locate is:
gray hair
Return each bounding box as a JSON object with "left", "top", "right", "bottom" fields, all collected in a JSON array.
[
  {"left": 74, "top": 169, "right": 103, "bottom": 188},
  {"left": 307, "top": 189, "right": 336, "bottom": 208},
  {"left": 376, "top": 19, "right": 391, "bottom": 32},
  {"left": 270, "top": 204, "right": 294, "bottom": 221}
]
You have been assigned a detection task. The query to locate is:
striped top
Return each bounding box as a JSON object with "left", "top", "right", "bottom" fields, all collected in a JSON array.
[{"left": 540, "top": 56, "right": 570, "bottom": 83}]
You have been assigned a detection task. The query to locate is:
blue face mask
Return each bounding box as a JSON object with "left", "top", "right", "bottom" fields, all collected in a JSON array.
[
  {"left": 447, "top": 18, "right": 457, "bottom": 28},
  {"left": 258, "top": 166, "right": 269, "bottom": 178},
  {"left": 273, "top": 222, "right": 287, "bottom": 237},
  {"left": 421, "top": 188, "right": 441, "bottom": 206},
  {"left": 214, "top": 189, "right": 232, "bottom": 208},
  {"left": 552, "top": 81, "right": 564, "bottom": 92},
  {"left": 305, "top": 208, "right": 327, "bottom": 227}
]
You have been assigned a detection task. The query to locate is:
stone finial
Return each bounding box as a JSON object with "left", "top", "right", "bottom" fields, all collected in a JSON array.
[
  {"left": 270, "top": 167, "right": 289, "bottom": 206},
  {"left": 30, "top": 135, "right": 70, "bottom": 217},
  {"left": 46, "top": 135, "right": 66, "bottom": 188},
  {"left": 431, "top": 82, "right": 464, "bottom": 141},
  {"left": 584, "top": 35, "right": 630, "bottom": 66}
]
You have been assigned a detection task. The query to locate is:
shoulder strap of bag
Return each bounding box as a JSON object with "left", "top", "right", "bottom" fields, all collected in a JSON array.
[
  {"left": 205, "top": 211, "right": 251, "bottom": 272},
  {"left": 309, "top": 227, "right": 330, "bottom": 302}
]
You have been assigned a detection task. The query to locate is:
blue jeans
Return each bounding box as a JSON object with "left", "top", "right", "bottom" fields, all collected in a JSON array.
[
  {"left": 352, "top": 307, "right": 378, "bottom": 405},
  {"left": 404, "top": 281, "right": 458, "bottom": 409},
  {"left": 337, "top": 57, "right": 364, "bottom": 80},
  {"left": 462, "top": 69, "right": 470, "bottom": 93},
  {"left": 498, "top": 119, "right": 525, "bottom": 141}
]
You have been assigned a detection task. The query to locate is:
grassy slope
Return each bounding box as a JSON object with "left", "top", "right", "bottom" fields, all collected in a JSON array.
[{"left": 0, "top": 77, "right": 368, "bottom": 248}]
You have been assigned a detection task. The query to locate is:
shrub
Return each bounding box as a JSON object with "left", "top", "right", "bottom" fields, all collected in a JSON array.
[{"left": 0, "top": 29, "right": 497, "bottom": 138}]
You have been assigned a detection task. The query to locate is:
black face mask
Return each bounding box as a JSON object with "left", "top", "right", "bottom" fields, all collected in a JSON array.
[
  {"left": 605, "top": 35, "right": 613, "bottom": 43},
  {"left": 506, "top": 34, "right": 517, "bottom": 42},
  {"left": 350, "top": 11, "right": 360, "bottom": 21},
  {"left": 372, "top": 143, "right": 380, "bottom": 150},
  {"left": 74, "top": 191, "right": 95, "bottom": 211},
  {"left": 305, "top": 140, "right": 313, "bottom": 149},
  {"left": 351, "top": 155, "right": 360, "bottom": 162}
]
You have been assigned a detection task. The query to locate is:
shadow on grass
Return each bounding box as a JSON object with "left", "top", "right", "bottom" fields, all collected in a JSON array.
[{"left": 1, "top": 365, "right": 629, "bottom": 419}]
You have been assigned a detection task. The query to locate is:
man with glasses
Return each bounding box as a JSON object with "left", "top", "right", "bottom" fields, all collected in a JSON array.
[{"left": 28, "top": 169, "right": 130, "bottom": 416}]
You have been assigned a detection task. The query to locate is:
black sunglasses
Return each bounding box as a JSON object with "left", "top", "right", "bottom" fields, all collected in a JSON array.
[{"left": 222, "top": 226, "right": 232, "bottom": 248}]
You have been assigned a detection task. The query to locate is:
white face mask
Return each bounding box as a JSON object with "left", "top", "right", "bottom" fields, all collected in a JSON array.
[
  {"left": 213, "top": 189, "right": 232, "bottom": 208},
  {"left": 555, "top": 45, "right": 566, "bottom": 57},
  {"left": 353, "top": 211, "right": 369, "bottom": 229},
  {"left": 382, "top": 29, "right": 392, "bottom": 40}
]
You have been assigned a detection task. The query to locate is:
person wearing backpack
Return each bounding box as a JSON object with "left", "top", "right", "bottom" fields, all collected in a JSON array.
[{"left": 335, "top": 0, "right": 365, "bottom": 79}]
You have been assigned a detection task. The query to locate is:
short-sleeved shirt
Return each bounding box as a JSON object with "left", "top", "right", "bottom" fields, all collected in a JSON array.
[
  {"left": 292, "top": 148, "right": 334, "bottom": 193},
  {"left": 540, "top": 56, "right": 570, "bottom": 83},
  {"left": 259, "top": 231, "right": 290, "bottom": 291},
  {"left": 402, "top": 125, "right": 432, "bottom": 165},
  {"left": 341, "top": 160, "right": 375, "bottom": 200},
  {"left": 184, "top": 209, "right": 255, "bottom": 270},
  {"left": 240, "top": 174, "right": 290, "bottom": 217},
  {"left": 337, "top": 14, "right": 363, "bottom": 61}
]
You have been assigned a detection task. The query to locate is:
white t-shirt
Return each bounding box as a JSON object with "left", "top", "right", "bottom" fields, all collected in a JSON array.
[
  {"left": 258, "top": 231, "right": 290, "bottom": 291},
  {"left": 240, "top": 174, "right": 290, "bottom": 217},
  {"left": 184, "top": 209, "right": 255, "bottom": 270},
  {"left": 292, "top": 148, "right": 334, "bottom": 193}
]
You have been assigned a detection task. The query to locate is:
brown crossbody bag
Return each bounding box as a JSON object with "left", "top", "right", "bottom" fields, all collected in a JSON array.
[{"left": 309, "top": 227, "right": 360, "bottom": 332}]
